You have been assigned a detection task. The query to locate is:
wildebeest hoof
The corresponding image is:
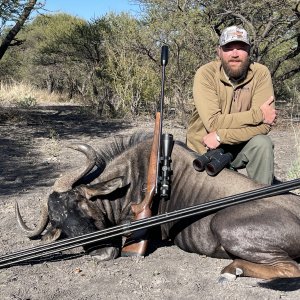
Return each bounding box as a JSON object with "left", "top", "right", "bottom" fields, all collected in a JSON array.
[
  {"left": 218, "top": 267, "right": 243, "bottom": 283},
  {"left": 235, "top": 267, "right": 243, "bottom": 276},
  {"left": 218, "top": 272, "right": 237, "bottom": 283},
  {"left": 88, "top": 246, "right": 119, "bottom": 261}
]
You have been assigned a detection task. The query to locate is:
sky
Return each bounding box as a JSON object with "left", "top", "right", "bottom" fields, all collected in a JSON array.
[{"left": 42, "top": 0, "right": 141, "bottom": 20}]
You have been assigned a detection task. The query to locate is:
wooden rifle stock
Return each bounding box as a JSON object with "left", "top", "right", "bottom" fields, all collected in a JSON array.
[{"left": 121, "top": 113, "right": 161, "bottom": 256}]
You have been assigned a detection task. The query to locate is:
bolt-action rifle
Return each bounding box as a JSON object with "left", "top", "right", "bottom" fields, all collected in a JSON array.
[{"left": 121, "top": 45, "right": 173, "bottom": 257}]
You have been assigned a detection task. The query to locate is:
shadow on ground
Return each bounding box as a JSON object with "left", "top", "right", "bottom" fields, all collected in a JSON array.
[
  {"left": 0, "top": 105, "right": 135, "bottom": 196},
  {"left": 258, "top": 277, "right": 300, "bottom": 291}
]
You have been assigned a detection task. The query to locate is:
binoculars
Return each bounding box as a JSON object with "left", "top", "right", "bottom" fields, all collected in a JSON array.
[{"left": 193, "top": 148, "right": 233, "bottom": 176}]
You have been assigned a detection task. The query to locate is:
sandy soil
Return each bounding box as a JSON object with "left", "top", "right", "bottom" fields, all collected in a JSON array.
[{"left": 0, "top": 104, "right": 300, "bottom": 300}]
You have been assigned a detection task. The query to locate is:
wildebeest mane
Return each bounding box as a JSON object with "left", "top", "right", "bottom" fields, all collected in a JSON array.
[
  {"left": 97, "top": 133, "right": 192, "bottom": 163},
  {"left": 76, "top": 132, "right": 152, "bottom": 185},
  {"left": 174, "top": 140, "right": 201, "bottom": 159},
  {"left": 97, "top": 131, "right": 153, "bottom": 164},
  {"left": 78, "top": 132, "right": 192, "bottom": 185}
]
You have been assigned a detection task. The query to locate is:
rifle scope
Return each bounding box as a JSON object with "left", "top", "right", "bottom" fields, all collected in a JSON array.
[{"left": 160, "top": 133, "right": 173, "bottom": 198}]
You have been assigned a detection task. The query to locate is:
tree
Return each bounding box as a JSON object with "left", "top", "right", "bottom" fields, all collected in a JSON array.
[
  {"left": 202, "top": 0, "right": 300, "bottom": 86},
  {"left": 1, "top": 1, "right": 299, "bottom": 119},
  {"left": 103, "top": 13, "right": 159, "bottom": 116},
  {"left": 61, "top": 17, "right": 114, "bottom": 114},
  {"left": 130, "top": 1, "right": 220, "bottom": 121},
  {"left": 0, "top": 0, "right": 43, "bottom": 60},
  {"left": 6, "top": 13, "right": 87, "bottom": 94},
  {"left": 135, "top": 0, "right": 299, "bottom": 101},
  {"left": 22, "top": 14, "right": 114, "bottom": 114}
]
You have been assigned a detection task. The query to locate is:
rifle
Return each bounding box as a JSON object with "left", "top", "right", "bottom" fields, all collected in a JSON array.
[
  {"left": 121, "top": 45, "right": 173, "bottom": 256},
  {"left": 1, "top": 178, "right": 300, "bottom": 268}
]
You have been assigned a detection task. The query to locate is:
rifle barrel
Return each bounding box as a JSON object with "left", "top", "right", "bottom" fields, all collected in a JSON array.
[
  {"left": 1, "top": 178, "right": 300, "bottom": 268},
  {"left": 156, "top": 45, "right": 168, "bottom": 194}
]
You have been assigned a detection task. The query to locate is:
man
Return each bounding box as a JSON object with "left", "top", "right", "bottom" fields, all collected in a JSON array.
[{"left": 186, "top": 25, "right": 277, "bottom": 185}]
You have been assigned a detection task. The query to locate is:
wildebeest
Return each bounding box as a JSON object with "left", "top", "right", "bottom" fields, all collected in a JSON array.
[{"left": 16, "top": 133, "right": 300, "bottom": 281}]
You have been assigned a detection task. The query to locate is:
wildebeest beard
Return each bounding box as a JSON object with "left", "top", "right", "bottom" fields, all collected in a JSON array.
[{"left": 221, "top": 57, "right": 250, "bottom": 84}]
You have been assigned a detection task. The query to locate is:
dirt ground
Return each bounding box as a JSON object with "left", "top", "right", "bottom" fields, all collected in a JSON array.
[{"left": 0, "top": 104, "right": 300, "bottom": 300}]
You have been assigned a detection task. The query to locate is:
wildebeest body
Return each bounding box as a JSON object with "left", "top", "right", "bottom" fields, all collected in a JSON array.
[
  {"left": 158, "top": 144, "right": 300, "bottom": 261},
  {"left": 17, "top": 134, "right": 300, "bottom": 280}
]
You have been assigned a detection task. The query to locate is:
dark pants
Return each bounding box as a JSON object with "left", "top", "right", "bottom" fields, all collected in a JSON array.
[{"left": 221, "top": 135, "right": 274, "bottom": 185}]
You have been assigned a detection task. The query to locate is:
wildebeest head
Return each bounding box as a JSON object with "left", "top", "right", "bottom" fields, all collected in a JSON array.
[{"left": 16, "top": 133, "right": 151, "bottom": 258}]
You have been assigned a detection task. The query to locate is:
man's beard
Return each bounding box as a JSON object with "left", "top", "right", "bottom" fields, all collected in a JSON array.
[{"left": 222, "top": 57, "right": 250, "bottom": 83}]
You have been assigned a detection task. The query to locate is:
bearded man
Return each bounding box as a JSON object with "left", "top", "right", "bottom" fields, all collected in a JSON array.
[{"left": 186, "top": 26, "right": 277, "bottom": 185}]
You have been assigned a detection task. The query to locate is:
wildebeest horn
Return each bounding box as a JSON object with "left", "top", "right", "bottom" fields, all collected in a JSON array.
[
  {"left": 53, "top": 143, "right": 100, "bottom": 193},
  {"left": 15, "top": 200, "right": 49, "bottom": 238}
]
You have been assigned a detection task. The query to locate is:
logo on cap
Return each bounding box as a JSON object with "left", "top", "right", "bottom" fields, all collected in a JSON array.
[{"left": 219, "top": 26, "right": 250, "bottom": 46}]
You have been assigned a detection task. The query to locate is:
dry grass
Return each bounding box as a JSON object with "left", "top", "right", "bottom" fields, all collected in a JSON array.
[
  {"left": 285, "top": 88, "right": 300, "bottom": 187},
  {"left": 0, "top": 81, "right": 79, "bottom": 122},
  {"left": 0, "top": 81, "right": 71, "bottom": 106},
  {"left": 287, "top": 124, "right": 300, "bottom": 180}
]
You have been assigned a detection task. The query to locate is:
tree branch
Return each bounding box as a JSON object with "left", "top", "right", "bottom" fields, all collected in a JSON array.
[{"left": 0, "top": 0, "right": 38, "bottom": 60}]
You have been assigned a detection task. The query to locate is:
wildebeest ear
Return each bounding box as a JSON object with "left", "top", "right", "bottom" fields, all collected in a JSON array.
[{"left": 78, "top": 177, "right": 124, "bottom": 199}]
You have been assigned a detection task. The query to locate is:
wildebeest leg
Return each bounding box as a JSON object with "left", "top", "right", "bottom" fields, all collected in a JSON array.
[
  {"left": 78, "top": 199, "right": 121, "bottom": 260},
  {"left": 219, "top": 259, "right": 300, "bottom": 282}
]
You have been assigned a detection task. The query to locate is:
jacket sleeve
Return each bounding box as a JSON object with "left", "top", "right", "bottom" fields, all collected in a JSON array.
[
  {"left": 218, "top": 123, "right": 271, "bottom": 144},
  {"left": 193, "top": 64, "right": 274, "bottom": 144}
]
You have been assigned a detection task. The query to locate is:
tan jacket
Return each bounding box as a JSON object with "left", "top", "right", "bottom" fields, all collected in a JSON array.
[{"left": 186, "top": 60, "right": 274, "bottom": 154}]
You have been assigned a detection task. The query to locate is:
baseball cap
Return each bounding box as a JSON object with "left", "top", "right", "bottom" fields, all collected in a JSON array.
[{"left": 219, "top": 26, "right": 250, "bottom": 46}]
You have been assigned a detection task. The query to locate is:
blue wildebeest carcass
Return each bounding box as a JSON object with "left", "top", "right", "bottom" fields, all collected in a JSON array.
[{"left": 16, "top": 133, "right": 300, "bottom": 281}]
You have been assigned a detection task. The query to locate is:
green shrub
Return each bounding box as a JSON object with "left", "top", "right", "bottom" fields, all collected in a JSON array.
[{"left": 17, "top": 96, "right": 37, "bottom": 108}]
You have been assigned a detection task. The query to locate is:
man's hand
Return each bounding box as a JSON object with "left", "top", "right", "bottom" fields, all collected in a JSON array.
[
  {"left": 260, "top": 96, "right": 277, "bottom": 125},
  {"left": 203, "top": 131, "right": 220, "bottom": 150}
]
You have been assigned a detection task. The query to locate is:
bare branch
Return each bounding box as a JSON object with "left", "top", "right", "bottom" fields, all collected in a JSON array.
[{"left": 271, "top": 33, "right": 300, "bottom": 78}]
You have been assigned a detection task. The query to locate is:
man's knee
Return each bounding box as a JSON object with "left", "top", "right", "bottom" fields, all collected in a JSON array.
[{"left": 248, "top": 135, "right": 274, "bottom": 152}]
